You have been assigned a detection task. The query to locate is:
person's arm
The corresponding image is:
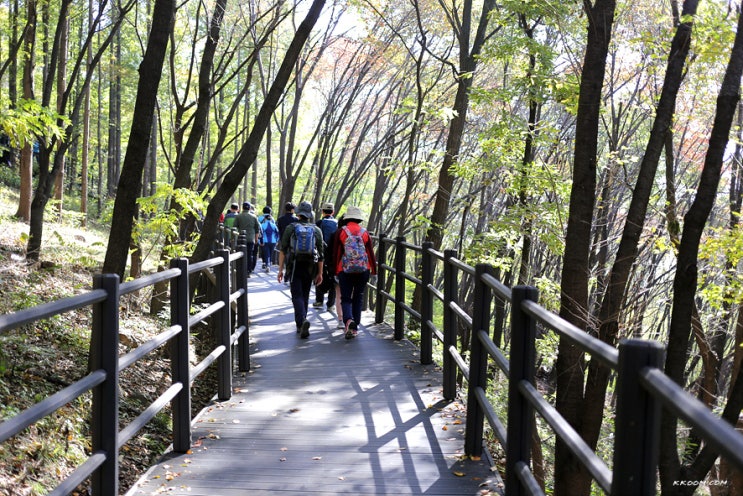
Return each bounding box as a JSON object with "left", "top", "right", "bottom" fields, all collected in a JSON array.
[
  {"left": 277, "top": 250, "right": 286, "bottom": 283},
  {"left": 364, "top": 231, "right": 377, "bottom": 275},
  {"left": 276, "top": 226, "right": 291, "bottom": 283},
  {"left": 314, "top": 226, "right": 324, "bottom": 286}
]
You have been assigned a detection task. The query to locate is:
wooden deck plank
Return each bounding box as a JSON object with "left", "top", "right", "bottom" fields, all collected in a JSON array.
[{"left": 126, "top": 271, "right": 502, "bottom": 495}]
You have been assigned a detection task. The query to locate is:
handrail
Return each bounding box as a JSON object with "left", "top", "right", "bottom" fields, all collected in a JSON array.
[
  {"left": 372, "top": 234, "right": 743, "bottom": 496},
  {"left": 0, "top": 244, "right": 251, "bottom": 495}
]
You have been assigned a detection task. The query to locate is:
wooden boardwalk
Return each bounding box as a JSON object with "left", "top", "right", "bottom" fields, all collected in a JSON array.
[{"left": 127, "top": 270, "right": 501, "bottom": 495}]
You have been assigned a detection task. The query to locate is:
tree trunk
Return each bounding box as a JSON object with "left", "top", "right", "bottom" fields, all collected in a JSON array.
[
  {"left": 661, "top": 6, "right": 743, "bottom": 492},
  {"left": 102, "top": 0, "right": 176, "bottom": 278},
  {"left": 581, "top": 0, "right": 697, "bottom": 461},
  {"left": 554, "top": 0, "right": 616, "bottom": 494},
  {"left": 424, "top": 0, "right": 496, "bottom": 251},
  {"left": 15, "top": 0, "right": 35, "bottom": 223},
  {"left": 191, "top": 0, "right": 326, "bottom": 264}
]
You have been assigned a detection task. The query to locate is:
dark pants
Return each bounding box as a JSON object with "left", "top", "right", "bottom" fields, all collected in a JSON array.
[
  {"left": 314, "top": 275, "right": 336, "bottom": 306},
  {"left": 246, "top": 242, "right": 256, "bottom": 272},
  {"left": 251, "top": 243, "right": 260, "bottom": 272},
  {"left": 262, "top": 243, "right": 275, "bottom": 266},
  {"left": 338, "top": 271, "right": 370, "bottom": 325},
  {"left": 290, "top": 268, "right": 313, "bottom": 328}
]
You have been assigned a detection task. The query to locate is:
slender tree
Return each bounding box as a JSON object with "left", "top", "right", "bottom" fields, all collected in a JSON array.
[
  {"left": 553, "top": 0, "right": 616, "bottom": 493},
  {"left": 102, "top": 0, "right": 176, "bottom": 277}
]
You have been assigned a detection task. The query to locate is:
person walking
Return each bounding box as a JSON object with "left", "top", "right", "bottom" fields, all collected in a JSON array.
[
  {"left": 260, "top": 208, "right": 279, "bottom": 272},
  {"left": 313, "top": 202, "right": 338, "bottom": 310},
  {"left": 333, "top": 206, "right": 376, "bottom": 340},
  {"left": 235, "top": 202, "right": 261, "bottom": 276},
  {"left": 277, "top": 201, "right": 324, "bottom": 339},
  {"left": 277, "top": 202, "right": 297, "bottom": 238},
  {"left": 326, "top": 215, "right": 346, "bottom": 329}
]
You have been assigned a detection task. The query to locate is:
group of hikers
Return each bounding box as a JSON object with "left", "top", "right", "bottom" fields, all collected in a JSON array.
[{"left": 222, "top": 200, "right": 377, "bottom": 341}]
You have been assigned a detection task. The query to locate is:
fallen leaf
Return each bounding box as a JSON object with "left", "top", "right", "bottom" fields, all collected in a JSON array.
[
  {"left": 470, "top": 455, "right": 481, "bottom": 461},
  {"left": 280, "top": 447, "right": 288, "bottom": 452},
  {"left": 442, "top": 426, "right": 448, "bottom": 431},
  {"left": 312, "top": 456, "right": 322, "bottom": 460},
  {"left": 279, "top": 457, "right": 287, "bottom": 462},
  {"left": 453, "top": 471, "right": 465, "bottom": 477},
  {"left": 338, "top": 476, "right": 345, "bottom": 481}
]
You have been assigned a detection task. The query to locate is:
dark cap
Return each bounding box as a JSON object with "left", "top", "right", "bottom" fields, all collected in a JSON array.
[
  {"left": 230, "top": 202, "right": 239, "bottom": 210},
  {"left": 285, "top": 202, "right": 296, "bottom": 211},
  {"left": 296, "top": 201, "right": 314, "bottom": 219},
  {"left": 242, "top": 201, "right": 251, "bottom": 210}
]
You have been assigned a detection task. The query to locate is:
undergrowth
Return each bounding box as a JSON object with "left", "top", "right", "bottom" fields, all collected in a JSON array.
[{"left": 0, "top": 186, "right": 215, "bottom": 495}]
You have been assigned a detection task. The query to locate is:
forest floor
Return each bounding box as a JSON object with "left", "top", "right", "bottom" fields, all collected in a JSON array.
[{"left": 0, "top": 186, "right": 216, "bottom": 495}]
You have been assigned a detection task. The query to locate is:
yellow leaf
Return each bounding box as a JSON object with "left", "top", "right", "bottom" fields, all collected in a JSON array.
[{"left": 453, "top": 471, "right": 465, "bottom": 477}]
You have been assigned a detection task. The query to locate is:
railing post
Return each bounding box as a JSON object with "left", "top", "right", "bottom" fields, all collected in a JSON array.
[
  {"left": 394, "top": 236, "right": 406, "bottom": 340},
  {"left": 90, "top": 273, "right": 120, "bottom": 496},
  {"left": 465, "top": 264, "right": 492, "bottom": 457},
  {"left": 215, "top": 249, "right": 232, "bottom": 401},
  {"left": 505, "top": 285, "right": 538, "bottom": 496},
  {"left": 611, "top": 339, "right": 664, "bottom": 496},
  {"left": 442, "top": 249, "right": 458, "bottom": 401},
  {"left": 236, "top": 243, "right": 250, "bottom": 372},
  {"left": 170, "top": 258, "right": 191, "bottom": 453},
  {"left": 375, "top": 234, "right": 387, "bottom": 324},
  {"left": 420, "top": 242, "right": 434, "bottom": 365}
]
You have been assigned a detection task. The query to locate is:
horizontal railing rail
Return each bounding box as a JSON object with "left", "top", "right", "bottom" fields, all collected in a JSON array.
[
  {"left": 372, "top": 234, "right": 743, "bottom": 496},
  {"left": 0, "top": 246, "right": 250, "bottom": 495}
]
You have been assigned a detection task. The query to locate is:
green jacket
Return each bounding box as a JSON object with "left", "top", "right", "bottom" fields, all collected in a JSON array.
[
  {"left": 235, "top": 211, "right": 261, "bottom": 242},
  {"left": 279, "top": 221, "right": 324, "bottom": 277}
]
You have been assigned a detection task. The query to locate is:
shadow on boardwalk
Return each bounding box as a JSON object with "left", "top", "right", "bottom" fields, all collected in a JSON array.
[{"left": 127, "top": 270, "right": 502, "bottom": 495}]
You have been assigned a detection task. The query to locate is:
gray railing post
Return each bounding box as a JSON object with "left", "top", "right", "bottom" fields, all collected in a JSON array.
[
  {"left": 505, "top": 285, "right": 538, "bottom": 496},
  {"left": 465, "top": 264, "right": 492, "bottom": 457},
  {"left": 611, "top": 339, "right": 664, "bottom": 496},
  {"left": 90, "top": 273, "right": 120, "bottom": 496},
  {"left": 215, "top": 249, "right": 232, "bottom": 401},
  {"left": 394, "top": 236, "right": 406, "bottom": 340},
  {"left": 420, "top": 241, "right": 434, "bottom": 365},
  {"left": 170, "top": 258, "right": 191, "bottom": 453},
  {"left": 236, "top": 243, "right": 250, "bottom": 372},
  {"left": 442, "top": 249, "right": 458, "bottom": 401},
  {"left": 375, "top": 234, "right": 387, "bottom": 324}
]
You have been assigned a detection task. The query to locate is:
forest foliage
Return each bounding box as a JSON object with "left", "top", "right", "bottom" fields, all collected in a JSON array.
[{"left": 1, "top": 0, "right": 743, "bottom": 493}]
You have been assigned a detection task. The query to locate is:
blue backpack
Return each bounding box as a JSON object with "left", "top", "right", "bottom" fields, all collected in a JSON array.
[
  {"left": 290, "top": 224, "right": 317, "bottom": 262},
  {"left": 319, "top": 217, "right": 338, "bottom": 244}
]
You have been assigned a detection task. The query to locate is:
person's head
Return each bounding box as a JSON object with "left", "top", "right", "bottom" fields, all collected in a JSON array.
[
  {"left": 242, "top": 201, "right": 251, "bottom": 211},
  {"left": 284, "top": 201, "right": 296, "bottom": 213},
  {"left": 322, "top": 202, "right": 334, "bottom": 216},
  {"left": 263, "top": 206, "right": 272, "bottom": 215},
  {"left": 296, "top": 201, "right": 314, "bottom": 221},
  {"left": 344, "top": 206, "right": 365, "bottom": 223},
  {"left": 229, "top": 202, "right": 239, "bottom": 212}
]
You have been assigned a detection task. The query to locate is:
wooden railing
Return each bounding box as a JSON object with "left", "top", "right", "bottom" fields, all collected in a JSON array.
[
  {"left": 0, "top": 247, "right": 250, "bottom": 495},
  {"left": 372, "top": 234, "right": 743, "bottom": 495}
]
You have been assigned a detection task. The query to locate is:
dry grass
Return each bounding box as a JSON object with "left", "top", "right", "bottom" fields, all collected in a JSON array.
[{"left": 0, "top": 186, "right": 196, "bottom": 495}]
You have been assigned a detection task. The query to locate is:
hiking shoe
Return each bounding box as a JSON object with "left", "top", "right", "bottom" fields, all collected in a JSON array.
[
  {"left": 312, "top": 302, "right": 323, "bottom": 308},
  {"left": 345, "top": 321, "right": 357, "bottom": 340},
  {"left": 300, "top": 320, "right": 310, "bottom": 339}
]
